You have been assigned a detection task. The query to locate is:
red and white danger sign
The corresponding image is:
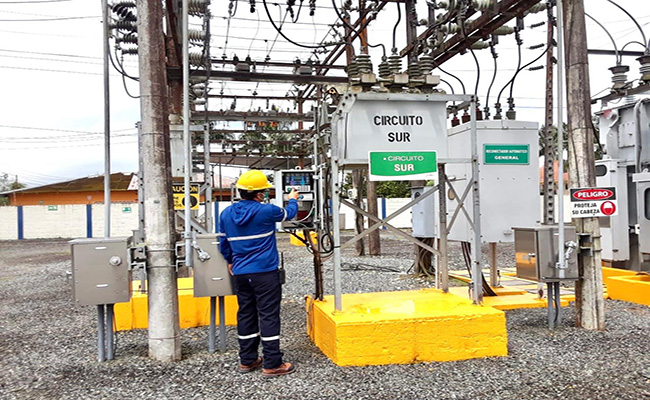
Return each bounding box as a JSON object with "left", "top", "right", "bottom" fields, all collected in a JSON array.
[{"left": 569, "top": 187, "right": 618, "bottom": 218}]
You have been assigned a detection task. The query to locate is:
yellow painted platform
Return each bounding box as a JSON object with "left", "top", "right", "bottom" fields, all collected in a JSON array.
[
  {"left": 606, "top": 274, "right": 650, "bottom": 306},
  {"left": 306, "top": 290, "right": 508, "bottom": 366},
  {"left": 113, "top": 278, "right": 239, "bottom": 331},
  {"left": 289, "top": 230, "right": 317, "bottom": 247},
  {"left": 447, "top": 287, "right": 571, "bottom": 310}
]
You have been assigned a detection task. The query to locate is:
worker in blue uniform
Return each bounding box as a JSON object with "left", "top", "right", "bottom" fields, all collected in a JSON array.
[{"left": 219, "top": 169, "right": 299, "bottom": 378}]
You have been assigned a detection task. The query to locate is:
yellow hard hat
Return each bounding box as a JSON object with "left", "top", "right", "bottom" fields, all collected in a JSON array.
[{"left": 236, "top": 170, "right": 273, "bottom": 191}]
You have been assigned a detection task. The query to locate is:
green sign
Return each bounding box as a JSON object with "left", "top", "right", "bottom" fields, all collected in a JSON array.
[
  {"left": 122, "top": 207, "right": 132, "bottom": 213},
  {"left": 369, "top": 151, "right": 437, "bottom": 181},
  {"left": 47, "top": 205, "right": 58, "bottom": 211},
  {"left": 484, "top": 144, "right": 529, "bottom": 165}
]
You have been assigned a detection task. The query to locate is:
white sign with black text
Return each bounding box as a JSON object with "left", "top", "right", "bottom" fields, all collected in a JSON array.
[{"left": 569, "top": 187, "right": 618, "bottom": 218}]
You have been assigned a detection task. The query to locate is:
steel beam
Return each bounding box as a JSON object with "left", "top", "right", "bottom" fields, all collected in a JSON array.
[
  {"left": 196, "top": 111, "right": 313, "bottom": 122},
  {"left": 168, "top": 68, "right": 348, "bottom": 85}
]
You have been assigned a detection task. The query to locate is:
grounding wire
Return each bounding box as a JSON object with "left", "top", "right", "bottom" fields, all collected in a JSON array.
[
  {"left": 585, "top": 12, "right": 620, "bottom": 65},
  {"left": 111, "top": 46, "right": 138, "bottom": 81},
  {"left": 247, "top": 9, "right": 261, "bottom": 54},
  {"left": 605, "top": 0, "right": 648, "bottom": 53}
]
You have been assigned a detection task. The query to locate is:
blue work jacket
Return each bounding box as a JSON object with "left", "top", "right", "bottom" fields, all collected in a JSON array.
[{"left": 219, "top": 199, "right": 298, "bottom": 275}]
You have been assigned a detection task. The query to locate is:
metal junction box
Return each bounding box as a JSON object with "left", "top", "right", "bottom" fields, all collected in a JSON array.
[
  {"left": 192, "top": 234, "right": 234, "bottom": 297},
  {"left": 274, "top": 169, "right": 318, "bottom": 230},
  {"left": 446, "top": 120, "right": 540, "bottom": 243},
  {"left": 70, "top": 237, "right": 132, "bottom": 305},
  {"left": 596, "top": 159, "right": 633, "bottom": 262},
  {"left": 514, "top": 226, "right": 579, "bottom": 281},
  {"left": 411, "top": 186, "right": 439, "bottom": 238},
  {"left": 633, "top": 172, "right": 650, "bottom": 258}
]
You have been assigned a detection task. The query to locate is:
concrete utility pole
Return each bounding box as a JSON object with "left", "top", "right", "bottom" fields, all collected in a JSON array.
[
  {"left": 561, "top": 0, "right": 605, "bottom": 330},
  {"left": 137, "top": 0, "right": 182, "bottom": 360}
]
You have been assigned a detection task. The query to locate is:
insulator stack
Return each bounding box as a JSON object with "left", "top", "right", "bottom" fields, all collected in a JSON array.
[
  {"left": 346, "top": 59, "right": 360, "bottom": 78},
  {"left": 355, "top": 54, "right": 373, "bottom": 74},
  {"left": 121, "top": 47, "right": 138, "bottom": 56},
  {"left": 187, "top": 29, "right": 207, "bottom": 43},
  {"left": 471, "top": 40, "right": 490, "bottom": 50},
  {"left": 388, "top": 54, "right": 402, "bottom": 75},
  {"left": 609, "top": 65, "right": 630, "bottom": 91},
  {"left": 111, "top": 2, "right": 137, "bottom": 21},
  {"left": 116, "top": 34, "right": 138, "bottom": 44},
  {"left": 408, "top": 60, "right": 423, "bottom": 80},
  {"left": 188, "top": 0, "right": 208, "bottom": 16},
  {"left": 525, "top": 3, "right": 547, "bottom": 14},
  {"left": 192, "top": 83, "right": 206, "bottom": 97},
  {"left": 472, "top": 0, "right": 496, "bottom": 11},
  {"left": 189, "top": 52, "right": 206, "bottom": 66},
  {"left": 638, "top": 55, "right": 650, "bottom": 84},
  {"left": 493, "top": 26, "right": 514, "bottom": 35},
  {"left": 110, "top": 20, "right": 137, "bottom": 32},
  {"left": 378, "top": 57, "right": 391, "bottom": 78},
  {"left": 419, "top": 55, "right": 434, "bottom": 74}
]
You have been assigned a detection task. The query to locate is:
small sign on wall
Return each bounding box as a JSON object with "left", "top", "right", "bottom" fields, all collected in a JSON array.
[
  {"left": 47, "top": 205, "right": 58, "bottom": 211},
  {"left": 569, "top": 187, "right": 617, "bottom": 218},
  {"left": 122, "top": 206, "right": 132, "bottom": 213}
]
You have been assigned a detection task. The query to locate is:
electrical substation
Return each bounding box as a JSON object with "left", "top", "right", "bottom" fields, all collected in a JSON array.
[{"left": 59, "top": 0, "right": 650, "bottom": 370}]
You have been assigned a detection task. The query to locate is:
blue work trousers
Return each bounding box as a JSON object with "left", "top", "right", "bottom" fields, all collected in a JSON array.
[{"left": 233, "top": 270, "right": 283, "bottom": 369}]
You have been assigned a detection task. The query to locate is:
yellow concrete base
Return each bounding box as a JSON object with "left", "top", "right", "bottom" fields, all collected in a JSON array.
[
  {"left": 289, "top": 230, "right": 317, "bottom": 247},
  {"left": 114, "top": 278, "right": 239, "bottom": 331},
  {"left": 306, "top": 290, "right": 508, "bottom": 366},
  {"left": 607, "top": 274, "right": 650, "bottom": 306}
]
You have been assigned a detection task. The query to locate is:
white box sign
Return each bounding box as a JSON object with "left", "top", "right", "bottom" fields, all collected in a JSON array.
[{"left": 333, "top": 93, "right": 448, "bottom": 164}]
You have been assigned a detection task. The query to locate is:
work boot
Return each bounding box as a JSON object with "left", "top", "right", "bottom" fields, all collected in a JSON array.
[
  {"left": 238, "top": 357, "right": 263, "bottom": 373},
  {"left": 262, "top": 362, "right": 296, "bottom": 378}
]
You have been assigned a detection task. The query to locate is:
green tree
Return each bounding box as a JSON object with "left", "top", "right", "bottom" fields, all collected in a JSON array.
[
  {"left": 0, "top": 173, "right": 25, "bottom": 206},
  {"left": 376, "top": 180, "right": 411, "bottom": 198}
]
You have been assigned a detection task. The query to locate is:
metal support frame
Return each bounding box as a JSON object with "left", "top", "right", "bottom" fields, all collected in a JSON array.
[{"left": 96, "top": 303, "right": 115, "bottom": 362}]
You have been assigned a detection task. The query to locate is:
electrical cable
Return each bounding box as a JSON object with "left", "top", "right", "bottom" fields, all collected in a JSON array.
[
  {"left": 585, "top": 12, "right": 620, "bottom": 64},
  {"left": 458, "top": 1, "right": 480, "bottom": 96},
  {"left": 263, "top": 0, "right": 329, "bottom": 49},
  {"left": 0, "top": 16, "right": 97, "bottom": 21},
  {"left": 605, "top": 0, "right": 649, "bottom": 53},
  {"left": 485, "top": 41, "right": 498, "bottom": 116},
  {"left": 330, "top": 0, "right": 385, "bottom": 56},
  {"left": 496, "top": 30, "right": 522, "bottom": 109},
  {"left": 439, "top": 78, "right": 454, "bottom": 94},
  {"left": 0, "top": 0, "right": 71, "bottom": 3},
  {"left": 392, "top": 1, "right": 401, "bottom": 51},
  {"left": 435, "top": 64, "right": 466, "bottom": 94}
]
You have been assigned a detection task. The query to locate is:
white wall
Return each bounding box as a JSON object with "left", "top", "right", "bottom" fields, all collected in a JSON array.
[
  {"left": 23, "top": 204, "right": 86, "bottom": 239},
  {"left": 0, "top": 207, "right": 17, "bottom": 240},
  {"left": 91, "top": 203, "right": 140, "bottom": 238}
]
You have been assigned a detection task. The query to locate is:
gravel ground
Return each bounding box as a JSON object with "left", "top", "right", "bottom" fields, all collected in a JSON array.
[{"left": 1, "top": 235, "right": 649, "bottom": 400}]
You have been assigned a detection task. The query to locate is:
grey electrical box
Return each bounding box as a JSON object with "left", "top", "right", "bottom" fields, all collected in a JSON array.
[
  {"left": 274, "top": 169, "right": 318, "bottom": 230},
  {"left": 514, "top": 226, "right": 579, "bottom": 281},
  {"left": 70, "top": 237, "right": 132, "bottom": 305},
  {"left": 411, "top": 186, "right": 438, "bottom": 238},
  {"left": 596, "top": 159, "right": 633, "bottom": 262},
  {"left": 633, "top": 172, "right": 650, "bottom": 258},
  {"left": 192, "top": 234, "right": 234, "bottom": 297},
  {"left": 446, "top": 120, "right": 540, "bottom": 243}
]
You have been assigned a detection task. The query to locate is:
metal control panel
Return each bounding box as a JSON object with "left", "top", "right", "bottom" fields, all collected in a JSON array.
[
  {"left": 274, "top": 169, "right": 318, "bottom": 229},
  {"left": 411, "top": 187, "right": 439, "bottom": 238},
  {"left": 70, "top": 237, "right": 132, "bottom": 305},
  {"left": 514, "top": 226, "right": 579, "bottom": 281},
  {"left": 192, "top": 234, "right": 234, "bottom": 297}
]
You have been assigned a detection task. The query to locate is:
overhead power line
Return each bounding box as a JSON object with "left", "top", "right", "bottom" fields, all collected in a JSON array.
[{"left": 0, "top": 16, "right": 97, "bottom": 21}]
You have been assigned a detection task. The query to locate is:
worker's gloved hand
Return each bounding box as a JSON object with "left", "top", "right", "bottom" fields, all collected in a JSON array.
[{"left": 288, "top": 188, "right": 300, "bottom": 200}]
